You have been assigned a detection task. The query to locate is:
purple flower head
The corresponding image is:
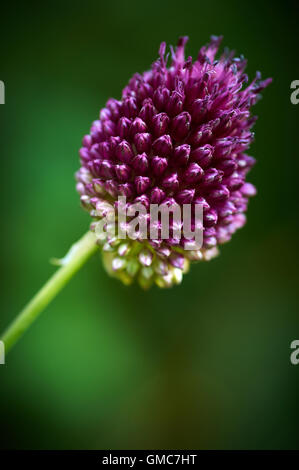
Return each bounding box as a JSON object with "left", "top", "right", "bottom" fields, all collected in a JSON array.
[{"left": 76, "top": 36, "right": 271, "bottom": 288}]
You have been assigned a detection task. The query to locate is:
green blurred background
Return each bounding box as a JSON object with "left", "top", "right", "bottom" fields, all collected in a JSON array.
[{"left": 1, "top": 0, "right": 299, "bottom": 450}]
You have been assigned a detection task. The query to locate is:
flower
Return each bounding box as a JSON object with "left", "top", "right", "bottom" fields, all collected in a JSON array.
[{"left": 76, "top": 36, "right": 271, "bottom": 288}]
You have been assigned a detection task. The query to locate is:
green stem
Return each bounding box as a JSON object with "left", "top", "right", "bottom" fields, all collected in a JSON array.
[{"left": 1, "top": 230, "right": 98, "bottom": 353}]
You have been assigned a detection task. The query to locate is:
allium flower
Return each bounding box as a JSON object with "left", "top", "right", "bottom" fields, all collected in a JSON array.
[{"left": 76, "top": 36, "right": 271, "bottom": 288}]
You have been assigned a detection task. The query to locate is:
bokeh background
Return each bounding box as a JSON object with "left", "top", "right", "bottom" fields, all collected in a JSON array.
[{"left": 1, "top": 0, "right": 299, "bottom": 450}]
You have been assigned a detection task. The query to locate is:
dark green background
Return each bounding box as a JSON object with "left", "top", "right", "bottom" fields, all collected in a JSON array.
[{"left": 1, "top": 0, "right": 298, "bottom": 449}]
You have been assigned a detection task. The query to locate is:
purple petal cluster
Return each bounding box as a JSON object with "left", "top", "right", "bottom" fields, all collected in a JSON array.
[{"left": 76, "top": 36, "right": 271, "bottom": 288}]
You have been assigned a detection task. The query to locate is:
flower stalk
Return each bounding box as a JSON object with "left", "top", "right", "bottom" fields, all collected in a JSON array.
[{"left": 1, "top": 230, "right": 98, "bottom": 353}]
